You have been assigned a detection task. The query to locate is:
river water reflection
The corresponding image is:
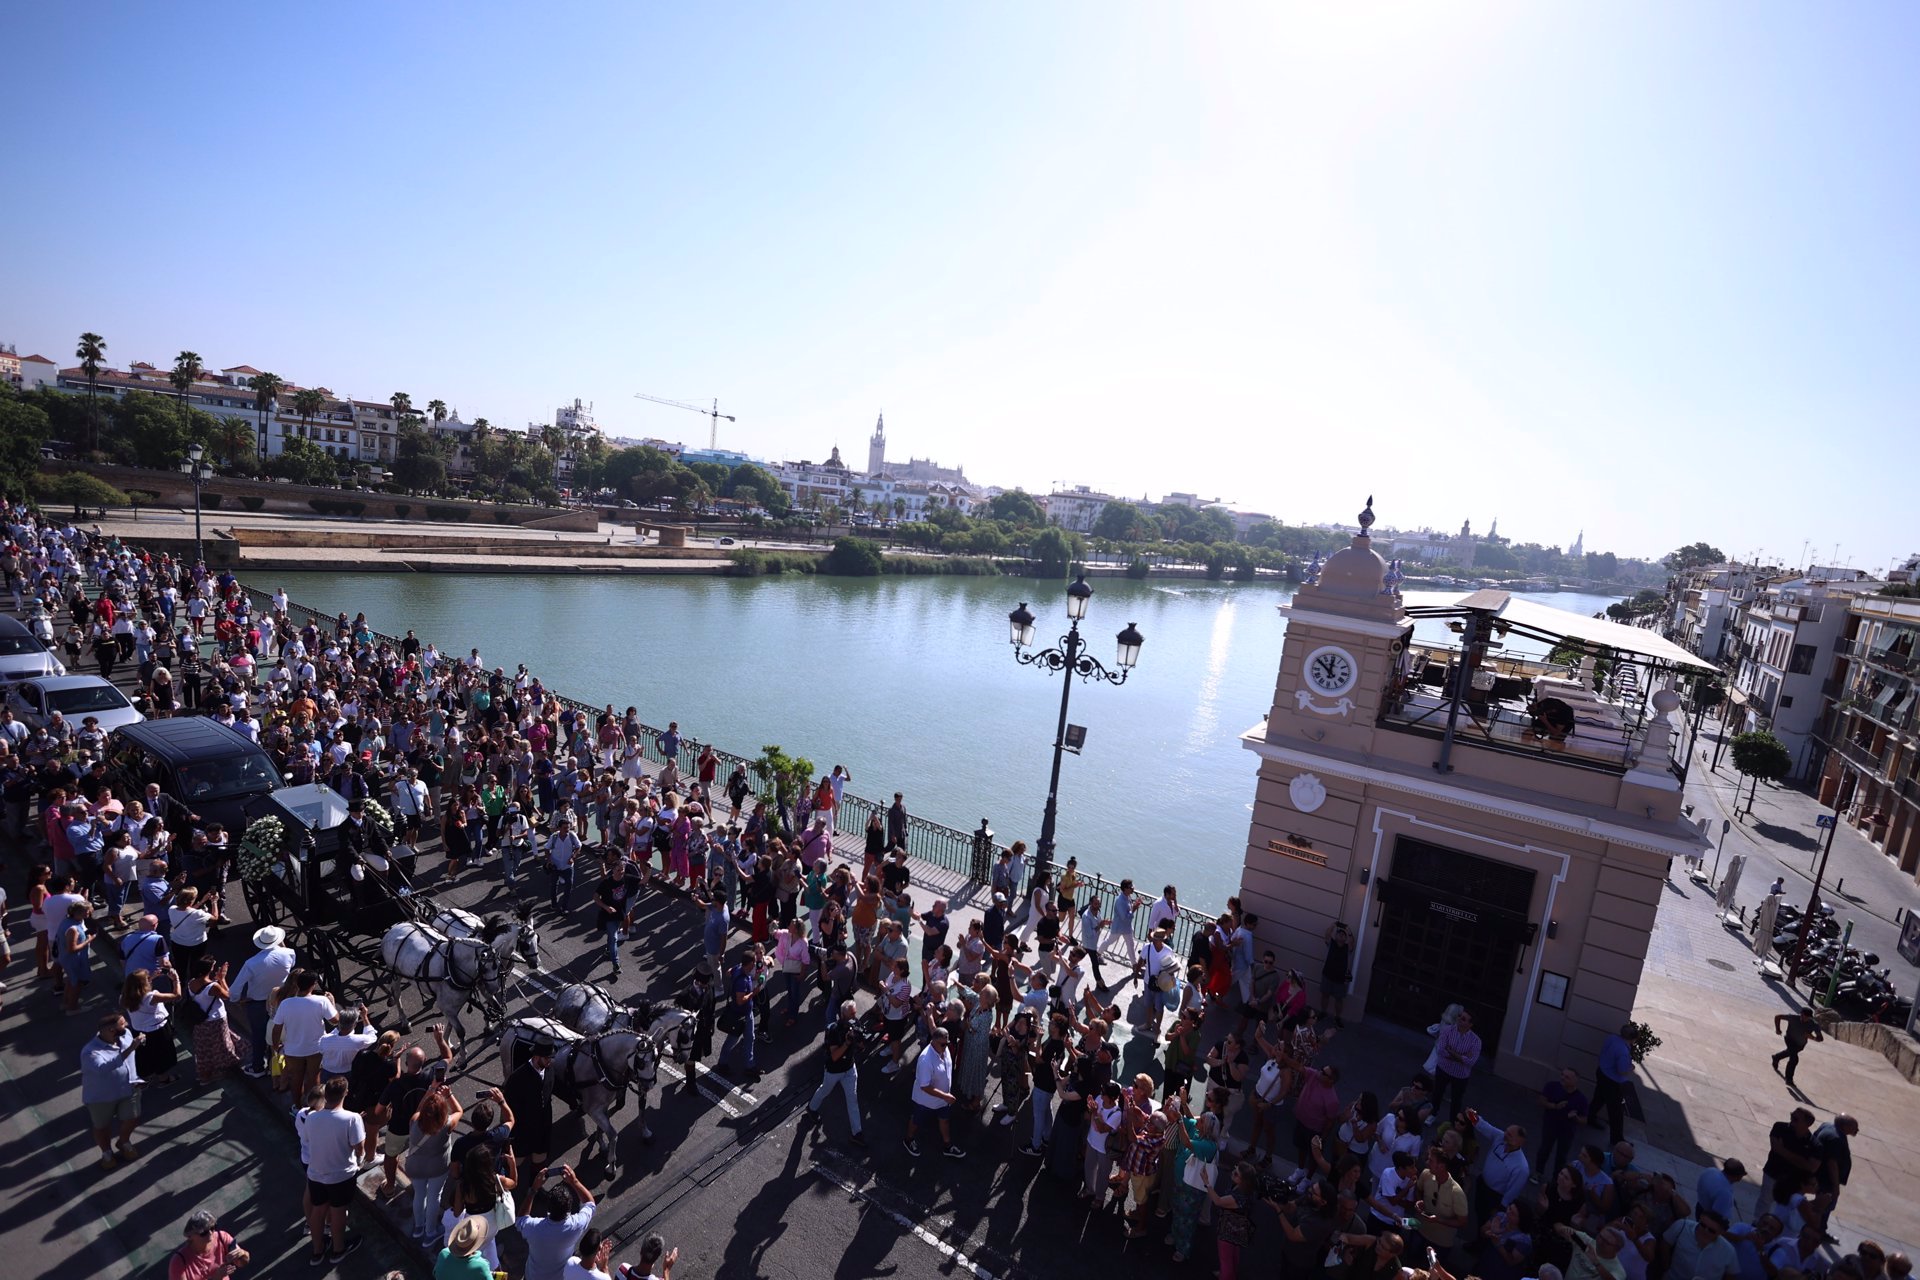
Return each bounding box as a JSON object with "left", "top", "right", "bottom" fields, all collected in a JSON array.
[{"left": 254, "top": 571, "right": 1621, "bottom": 912}]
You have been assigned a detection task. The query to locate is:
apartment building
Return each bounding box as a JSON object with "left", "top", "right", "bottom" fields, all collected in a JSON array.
[
  {"left": 1043, "top": 485, "right": 1115, "bottom": 533},
  {"left": 1812, "top": 593, "right": 1920, "bottom": 876},
  {"left": 1665, "top": 563, "right": 1779, "bottom": 666},
  {"left": 1726, "top": 575, "right": 1876, "bottom": 778}
]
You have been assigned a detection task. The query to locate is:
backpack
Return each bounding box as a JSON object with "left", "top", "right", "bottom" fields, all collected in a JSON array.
[{"left": 174, "top": 987, "right": 210, "bottom": 1029}]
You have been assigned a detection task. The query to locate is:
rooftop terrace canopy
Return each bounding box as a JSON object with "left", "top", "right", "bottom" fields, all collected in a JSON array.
[{"left": 1400, "top": 590, "right": 1716, "bottom": 673}]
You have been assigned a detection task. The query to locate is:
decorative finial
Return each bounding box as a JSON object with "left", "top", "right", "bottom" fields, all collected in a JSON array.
[
  {"left": 1383, "top": 558, "right": 1404, "bottom": 595},
  {"left": 1304, "top": 552, "right": 1323, "bottom": 584},
  {"left": 1358, "top": 496, "right": 1375, "bottom": 533}
]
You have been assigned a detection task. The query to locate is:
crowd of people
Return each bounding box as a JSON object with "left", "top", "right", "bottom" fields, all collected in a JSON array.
[{"left": 1, "top": 500, "right": 1909, "bottom": 1280}]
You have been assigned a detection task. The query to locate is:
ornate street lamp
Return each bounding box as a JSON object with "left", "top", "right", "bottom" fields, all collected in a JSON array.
[
  {"left": 1006, "top": 572, "right": 1143, "bottom": 884},
  {"left": 179, "top": 441, "right": 213, "bottom": 566}
]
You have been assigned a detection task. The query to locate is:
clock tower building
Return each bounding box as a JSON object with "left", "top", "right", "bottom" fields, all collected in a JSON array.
[{"left": 1236, "top": 499, "right": 1710, "bottom": 1085}]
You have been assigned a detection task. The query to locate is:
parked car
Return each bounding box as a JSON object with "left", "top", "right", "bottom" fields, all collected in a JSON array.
[
  {"left": 6, "top": 675, "right": 145, "bottom": 734},
  {"left": 0, "top": 616, "right": 67, "bottom": 684},
  {"left": 106, "top": 718, "right": 284, "bottom": 833},
  {"left": 717, "top": 536, "right": 737, "bottom": 546}
]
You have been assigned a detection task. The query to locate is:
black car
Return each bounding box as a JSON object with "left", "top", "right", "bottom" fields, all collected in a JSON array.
[{"left": 106, "top": 718, "right": 283, "bottom": 834}]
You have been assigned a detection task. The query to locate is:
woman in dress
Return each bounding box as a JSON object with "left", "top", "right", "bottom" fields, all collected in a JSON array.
[
  {"left": 57, "top": 900, "right": 92, "bottom": 1014},
  {"left": 27, "top": 863, "right": 51, "bottom": 980},
  {"left": 123, "top": 967, "right": 181, "bottom": 1084},
  {"left": 186, "top": 955, "right": 245, "bottom": 1084},
  {"left": 955, "top": 986, "right": 997, "bottom": 1112}
]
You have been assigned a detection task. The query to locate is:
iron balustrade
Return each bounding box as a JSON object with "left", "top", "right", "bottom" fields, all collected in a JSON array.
[{"left": 243, "top": 587, "right": 1214, "bottom": 957}]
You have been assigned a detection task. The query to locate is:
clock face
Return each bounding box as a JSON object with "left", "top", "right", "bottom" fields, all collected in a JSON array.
[{"left": 1304, "top": 645, "right": 1359, "bottom": 697}]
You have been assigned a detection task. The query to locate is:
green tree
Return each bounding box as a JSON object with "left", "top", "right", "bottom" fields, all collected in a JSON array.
[
  {"left": 248, "top": 371, "right": 283, "bottom": 464},
  {"left": 106, "top": 390, "right": 192, "bottom": 468},
  {"left": 75, "top": 331, "right": 106, "bottom": 452},
  {"left": 986, "top": 489, "right": 1047, "bottom": 526},
  {"left": 390, "top": 391, "right": 414, "bottom": 424},
  {"left": 1473, "top": 541, "right": 1521, "bottom": 572},
  {"left": 1030, "top": 526, "right": 1081, "bottom": 576},
  {"left": 427, "top": 399, "right": 448, "bottom": 427},
  {"left": 1730, "top": 730, "right": 1792, "bottom": 815},
  {"left": 36, "top": 470, "right": 132, "bottom": 513},
  {"left": 169, "top": 351, "right": 203, "bottom": 430},
  {"left": 1664, "top": 542, "right": 1726, "bottom": 572},
  {"left": 750, "top": 744, "right": 817, "bottom": 836},
  {"left": 392, "top": 420, "right": 448, "bottom": 492},
  {"left": 1092, "top": 500, "right": 1156, "bottom": 542},
  {"left": 719, "top": 463, "right": 789, "bottom": 516},
  {"left": 823, "top": 536, "right": 885, "bottom": 575},
  {"left": 292, "top": 388, "right": 325, "bottom": 443},
  {"left": 0, "top": 389, "right": 50, "bottom": 499},
  {"left": 269, "top": 436, "right": 337, "bottom": 486},
  {"left": 209, "top": 414, "right": 256, "bottom": 470}
]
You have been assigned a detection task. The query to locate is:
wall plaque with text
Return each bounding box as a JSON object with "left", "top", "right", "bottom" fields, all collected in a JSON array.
[{"left": 1266, "top": 837, "right": 1330, "bottom": 868}]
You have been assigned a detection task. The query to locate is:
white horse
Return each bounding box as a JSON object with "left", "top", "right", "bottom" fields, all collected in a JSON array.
[
  {"left": 499, "top": 1019, "right": 662, "bottom": 1181},
  {"left": 431, "top": 904, "right": 544, "bottom": 973},
  {"left": 553, "top": 981, "right": 696, "bottom": 1064},
  {"left": 381, "top": 909, "right": 536, "bottom": 1040}
]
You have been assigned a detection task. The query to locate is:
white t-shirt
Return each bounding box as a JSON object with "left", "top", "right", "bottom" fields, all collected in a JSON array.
[
  {"left": 303, "top": 1107, "right": 365, "bottom": 1184},
  {"left": 317, "top": 1026, "right": 378, "bottom": 1075},
  {"left": 563, "top": 1262, "right": 613, "bottom": 1280},
  {"left": 1087, "top": 1101, "right": 1123, "bottom": 1155},
  {"left": 911, "top": 1045, "right": 953, "bottom": 1109},
  {"left": 42, "top": 892, "right": 86, "bottom": 942},
  {"left": 168, "top": 905, "right": 213, "bottom": 946},
  {"left": 271, "top": 994, "right": 339, "bottom": 1056}
]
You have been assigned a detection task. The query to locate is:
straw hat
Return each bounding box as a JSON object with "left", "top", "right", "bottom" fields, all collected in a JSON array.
[{"left": 448, "top": 1215, "right": 489, "bottom": 1256}]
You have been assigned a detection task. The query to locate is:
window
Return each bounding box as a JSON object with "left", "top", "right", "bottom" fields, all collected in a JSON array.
[
  {"left": 1779, "top": 695, "right": 1793, "bottom": 709},
  {"left": 1788, "top": 644, "right": 1817, "bottom": 675}
]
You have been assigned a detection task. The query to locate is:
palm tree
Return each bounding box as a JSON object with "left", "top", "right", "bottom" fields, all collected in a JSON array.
[
  {"left": 248, "top": 372, "right": 283, "bottom": 465},
  {"left": 428, "top": 399, "right": 448, "bottom": 427},
  {"left": 471, "top": 417, "right": 491, "bottom": 439},
  {"left": 76, "top": 332, "right": 106, "bottom": 452},
  {"left": 169, "top": 351, "right": 203, "bottom": 431},
  {"left": 292, "top": 388, "right": 325, "bottom": 444},
  {"left": 892, "top": 497, "right": 907, "bottom": 520}
]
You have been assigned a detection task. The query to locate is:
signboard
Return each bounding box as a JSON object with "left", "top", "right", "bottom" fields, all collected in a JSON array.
[
  {"left": 1899, "top": 911, "right": 1920, "bottom": 967},
  {"left": 1266, "top": 837, "right": 1330, "bottom": 868},
  {"left": 1816, "top": 814, "right": 1837, "bottom": 830}
]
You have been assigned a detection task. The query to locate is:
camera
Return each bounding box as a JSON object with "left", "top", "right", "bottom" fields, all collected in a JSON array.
[{"left": 1254, "top": 1171, "right": 1295, "bottom": 1204}]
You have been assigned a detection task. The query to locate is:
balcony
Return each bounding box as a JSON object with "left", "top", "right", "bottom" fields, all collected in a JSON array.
[
  {"left": 1863, "top": 645, "right": 1916, "bottom": 675},
  {"left": 1379, "top": 647, "right": 1678, "bottom": 778},
  {"left": 1836, "top": 736, "right": 1890, "bottom": 777}
]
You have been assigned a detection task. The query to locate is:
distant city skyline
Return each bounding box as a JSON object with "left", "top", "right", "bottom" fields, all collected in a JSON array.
[{"left": 3, "top": 5, "right": 1917, "bottom": 569}]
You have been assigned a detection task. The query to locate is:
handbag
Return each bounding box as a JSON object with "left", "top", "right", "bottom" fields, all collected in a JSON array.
[
  {"left": 488, "top": 1179, "right": 516, "bottom": 1234},
  {"left": 1254, "top": 1058, "right": 1286, "bottom": 1104},
  {"left": 1154, "top": 966, "right": 1178, "bottom": 994},
  {"left": 1182, "top": 1153, "right": 1216, "bottom": 1192}
]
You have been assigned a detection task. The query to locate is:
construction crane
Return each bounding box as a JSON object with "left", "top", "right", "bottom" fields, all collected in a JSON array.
[{"left": 633, "top": 393, "right": 735, "bottom": 451}]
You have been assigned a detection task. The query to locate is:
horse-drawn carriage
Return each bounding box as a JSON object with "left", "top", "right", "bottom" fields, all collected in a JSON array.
[{"left": 235, "top": 784, "right": 539, "bottom": 1036}]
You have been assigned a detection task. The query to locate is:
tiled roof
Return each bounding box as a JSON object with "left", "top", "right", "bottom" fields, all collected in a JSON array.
[{"left": 20, "top": 354, "right": 54, "bottom": 364}]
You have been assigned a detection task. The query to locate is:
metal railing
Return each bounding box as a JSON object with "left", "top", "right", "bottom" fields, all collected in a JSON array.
[{"left": 243, "top": 588, "right": 1215, "bottom": 955}]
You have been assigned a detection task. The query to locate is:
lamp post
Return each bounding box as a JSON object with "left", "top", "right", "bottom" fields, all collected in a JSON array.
[
  {"left": 1006, "top": 572, "right": 1144, "bottom": 886},
  {"left": 178, "top": 441, "right": 213, "bottom": 566}
]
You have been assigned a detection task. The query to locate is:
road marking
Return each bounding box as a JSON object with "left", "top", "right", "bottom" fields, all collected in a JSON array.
[{"left": 811, "top": 1160, "right": 1004, "bottom": 1280}]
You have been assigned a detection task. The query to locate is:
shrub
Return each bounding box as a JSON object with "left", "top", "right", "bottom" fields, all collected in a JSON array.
[
  {"left": 822, "top": 537, "right": 884, "bottom": 576},
  {"left": 423, "top": 504, "right": 469, "bottom": 522},
  {"left": 238, "top": 495, "right": 265, "bottom": 512},
  {"left": 307, "top": 498, "right": 367, "bottom": 517},
  {"left": 393, "top": 504, "right": 411, "bottom": 518},
  {"left": 1125, "top": 557, "right": 1151, "bottom": 580},
  {"left": 1623, "top": 1020, "right": 1662, "bottom": 1063},
  {"left": 34, "top": 471, "right": 131, "bottom": 510},
  {"left": 492, "top": 510, "right": 511, "bottom": 524},
  {"left": 200, "top": 492, "right": 225, "bottom": 510}
]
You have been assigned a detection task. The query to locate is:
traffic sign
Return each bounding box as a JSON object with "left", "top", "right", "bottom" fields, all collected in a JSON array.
[{"left": 1816, "top": 814, "right": 1837, "bottom": 830}]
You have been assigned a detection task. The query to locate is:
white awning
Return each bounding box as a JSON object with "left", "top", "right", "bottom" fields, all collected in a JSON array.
[{"left": 1400, "top": 590, "right": 1715, "bottom": 672}]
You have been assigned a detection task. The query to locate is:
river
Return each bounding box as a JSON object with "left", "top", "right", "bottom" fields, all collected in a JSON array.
[{"left": 251, "top": 571, "right": 1622, "bottom": 912}]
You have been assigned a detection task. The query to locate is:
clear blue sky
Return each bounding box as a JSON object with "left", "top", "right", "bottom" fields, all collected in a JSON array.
[{"left": 4, "top": 3, "right": 1916, "bottom": 569}]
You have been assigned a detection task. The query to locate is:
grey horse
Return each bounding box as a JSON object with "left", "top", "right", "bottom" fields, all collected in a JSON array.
[{"left": 498, "top": 1018, "right": 661, "bottom": 1181}]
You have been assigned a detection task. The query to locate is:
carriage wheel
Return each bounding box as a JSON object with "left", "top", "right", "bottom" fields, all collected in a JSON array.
[{"left": 241, "top": 877, "right": 279, "bottom": 927}]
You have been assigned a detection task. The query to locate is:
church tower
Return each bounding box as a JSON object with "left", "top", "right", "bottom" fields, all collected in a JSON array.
[
  {"left": 867, "top": 413, "right": 886, "bottom": 476},
  {"left": 1570, "top": 529, "right": 1585, "bottom": 558}
]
